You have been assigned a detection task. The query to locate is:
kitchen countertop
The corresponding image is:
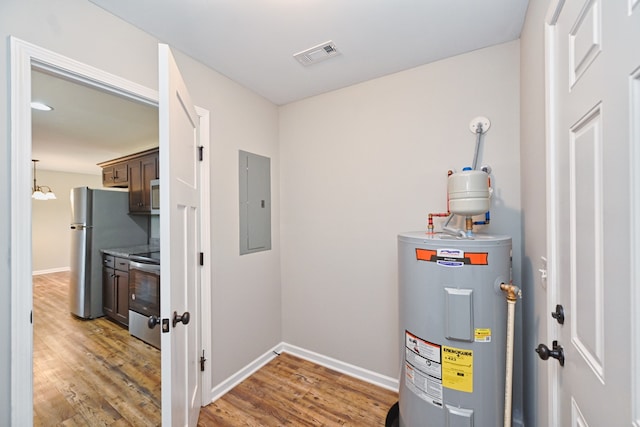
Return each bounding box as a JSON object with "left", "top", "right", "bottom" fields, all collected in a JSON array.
[{"left": 101, "top": 244, "right": 159, "bottom": 259}]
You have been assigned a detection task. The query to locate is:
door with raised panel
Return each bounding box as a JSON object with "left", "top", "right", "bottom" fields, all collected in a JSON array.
[
  {"left": 547, "top": 0, "right": 640, "bottom": 425},
  {"left": 159, "top": 43, "right": 202, "bottom": 427}
]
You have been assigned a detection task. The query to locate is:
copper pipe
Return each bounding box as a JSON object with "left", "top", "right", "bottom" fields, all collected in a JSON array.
[
  {"left": 500, "top": 283, "right": 521, "bottom": 301},
  {"left": 426, "top": 170, "right": 454, "bottom": 234},
  {"left": 465, "top": 217, "right": 473, "bottom": 233}
]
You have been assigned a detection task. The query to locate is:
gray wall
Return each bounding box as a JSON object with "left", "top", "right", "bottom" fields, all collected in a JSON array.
[
  {"left": 279, "top": 40, "right": 522, "bottom": 392},
  {"left": 520, "top": 1, "right": 552, "bottom": 426},
  {"left": 31, "top": 170, "right": 103, "bottom": 273},
  {"left": 0, "top": 0, "right": 281, "bottom": 421}
]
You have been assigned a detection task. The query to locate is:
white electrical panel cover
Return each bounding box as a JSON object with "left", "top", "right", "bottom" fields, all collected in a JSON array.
[{"left": 239, "top": 150, "right": 271, "bottom": 255}]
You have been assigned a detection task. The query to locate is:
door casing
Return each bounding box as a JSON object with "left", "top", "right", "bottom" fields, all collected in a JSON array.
[{"left": 9, "top": 36, "right": 212, "bottom": 424}]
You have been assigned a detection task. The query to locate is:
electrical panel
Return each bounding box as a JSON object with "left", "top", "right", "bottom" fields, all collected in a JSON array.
[{"left": 239, "top": 150, "right": 271, "bottom": 255}]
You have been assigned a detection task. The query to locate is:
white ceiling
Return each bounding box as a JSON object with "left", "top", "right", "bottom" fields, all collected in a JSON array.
[
  {"left": 90, "top": 0, "right": 530, "bottom": 105},
  {"left": 33, "top": 1, "right": 529, "bottom": 175},
  {"left": 31, "top": 70, "right": 158, "bottom": 175}
]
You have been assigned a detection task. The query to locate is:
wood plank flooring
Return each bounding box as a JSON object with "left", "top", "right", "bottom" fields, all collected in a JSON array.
[
  {"left": 197, "top": 353, "right": 398, "bottom": 426},
  {"left": 33, "top": 271, "right": 161, "bottom": 426},
  {"left": 34, "top": 272, "right": 398, "bottom": 426}
]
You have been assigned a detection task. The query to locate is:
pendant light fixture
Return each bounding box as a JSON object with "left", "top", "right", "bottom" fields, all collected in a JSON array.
[{"left": 31, "top": 159, "right": 56, "bottom": 200}]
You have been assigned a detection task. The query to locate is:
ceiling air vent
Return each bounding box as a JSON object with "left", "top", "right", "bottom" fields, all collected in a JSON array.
[{"left": 293, "top": 41, "right": 340, "bottom": 66}]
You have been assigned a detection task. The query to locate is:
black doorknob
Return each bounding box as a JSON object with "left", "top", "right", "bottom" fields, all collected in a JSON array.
[
  {"left": 536, "top": 340, "right": 565, "bottom": 366},
  {"left": 551, "top": 304, "right": 565, "bottom": 324},
  {"left": 173, "top": 311, "right": 190, "bottom": 327},
  {"left": 148, "top": 315, "right": 161, "bottom": 329}
]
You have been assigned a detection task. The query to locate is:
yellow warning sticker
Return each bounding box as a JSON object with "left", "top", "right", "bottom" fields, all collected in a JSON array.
[
  {"left": 474, "top": 328, "right": 492, "bottom": 343},
  {"left": 442, "top": 346, "right": 473, "bottom": 393}
]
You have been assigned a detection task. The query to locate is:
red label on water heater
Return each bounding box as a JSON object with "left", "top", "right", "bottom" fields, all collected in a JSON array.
[{"left": 415, "top": 248, "right": 488, "bottom": 265}]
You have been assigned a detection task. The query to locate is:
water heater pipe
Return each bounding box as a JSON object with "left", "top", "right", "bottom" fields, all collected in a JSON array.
[
  {"left": 474, "top": 211, "right": 491, "bottom": 226},
  {"left": 428, "top": 212, "right": 450, "bottom": 234},
  {"left": 469, "top": 116, "right": 490, "bottom": 170},
  {"left": 500, "top": 283, "right": 521, "bottom": 427},
  {"left": 465, "top": 217, "right": 474, "bottom": 237},
  {"left": 427, "top": 170, "right": 454, "bottom": 234},
  {"left": 471, "top": 123, "right": 484, "bottom": 170}
]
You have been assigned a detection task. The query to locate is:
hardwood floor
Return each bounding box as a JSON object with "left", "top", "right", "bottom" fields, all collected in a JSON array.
[
  {"left": 197, "top": 353, "right": 398, "bottom": 426},
  {"left": 33, "top": 271, "right": 161, "bottom": 426},
  {"left": 34, "top": 272, "right": 398, "bottom": 426}
]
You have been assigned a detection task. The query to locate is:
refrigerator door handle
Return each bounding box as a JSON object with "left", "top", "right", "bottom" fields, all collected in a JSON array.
[{"left": 70, "top": 225, "right": 93, "bottom": 230}]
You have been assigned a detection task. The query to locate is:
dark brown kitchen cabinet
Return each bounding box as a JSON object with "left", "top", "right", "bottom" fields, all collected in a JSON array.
[
  {"left": 101, "top": 161, "right": 128, "bottom": 187},
  {"left": 98, "top": 147, "right": 159, "bottom": 213},
  {"left": 128, "top": 153, "right": 158, "bottom": 213},
  {"left": 102, "top": 254, "right": 130, "bottom": 327}
]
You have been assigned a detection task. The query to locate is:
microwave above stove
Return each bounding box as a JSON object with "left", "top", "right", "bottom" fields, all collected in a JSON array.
[{"left": 150, "top": 179, "right": 160, "bottom": 215}]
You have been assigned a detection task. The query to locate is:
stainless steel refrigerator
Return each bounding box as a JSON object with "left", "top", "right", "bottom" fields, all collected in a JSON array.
[{"left": 70, "top": 187, "right": 148, "bottom": 319}]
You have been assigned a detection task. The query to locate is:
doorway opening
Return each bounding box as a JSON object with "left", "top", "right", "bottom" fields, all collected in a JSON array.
[
  {"left": 10, "top": 37, "right": 212, "bottom": 424},
  {"left": 31, "top": 68, "right": 161, "bottom": 424}
]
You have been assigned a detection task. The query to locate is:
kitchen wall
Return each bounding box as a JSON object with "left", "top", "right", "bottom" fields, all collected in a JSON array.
[
  {"left": 0, "top": 0, "right": 280, "bottom": 420},
  {"left": 32, "top": 170, "right": 104, "bottom": 273},
  {"left": 520, "top": 1, "right": 551, "bottom": 426},
  {"left": 279, "top": 39, "right": 522, "bottom": 414}
]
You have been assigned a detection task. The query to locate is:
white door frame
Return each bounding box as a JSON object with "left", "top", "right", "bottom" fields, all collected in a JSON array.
[
  {"left": 544, "top": 3, "right": 562, "bottom": 426},
  {"left": 632, "top": 62, "right": 640, "bottom": 427},
  {"left": 544, "top": 1, "right": 640, "bottom": 425},
  {"left": 9, "top": 36, "right": 212, "bottom": 425}
]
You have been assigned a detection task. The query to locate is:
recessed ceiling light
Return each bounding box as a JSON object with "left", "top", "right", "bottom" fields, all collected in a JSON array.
[{"left": 31, "top": 101, "right": 53, "bottom": 111}]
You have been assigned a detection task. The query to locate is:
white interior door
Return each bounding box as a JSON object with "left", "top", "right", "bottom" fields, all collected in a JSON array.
[
  {"left": 547, "top": 0, "right": 640, "bottom": 425},
  {"left": 159, "top": 43, "right": 202, "bottom": 427}
]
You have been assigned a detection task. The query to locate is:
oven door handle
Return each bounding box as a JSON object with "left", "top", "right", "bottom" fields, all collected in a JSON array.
[{"left": 129, "top": 260, "right": 161, "bottom": 274}]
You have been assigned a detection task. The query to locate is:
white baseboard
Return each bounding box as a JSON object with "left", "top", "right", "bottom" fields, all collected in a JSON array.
[
  {"left": 32, "top": 266, "right": 70, "bottom": 275},
  {"left": 281, "top": 343, "right": 399, "bottom": 393},
  {"left": 207, "top": 343, "right": 280, "bottom": 404},
  {"left": 206, "top": 342, "right": 399, "bottom": 405}
]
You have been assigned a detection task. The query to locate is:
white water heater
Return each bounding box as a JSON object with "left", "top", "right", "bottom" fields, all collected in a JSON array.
[{"left": 397, "top": 232, "right": 512, "bottom": 427}]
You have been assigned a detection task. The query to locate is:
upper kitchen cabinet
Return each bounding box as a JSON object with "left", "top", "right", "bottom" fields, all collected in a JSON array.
[
  {"left": 128, "top": 153, "right": 158, "bottom": 213},
  {"left": 101, "top": 160, "right": 128, "bottom": 187},
  {"left": 98, "top": 147, "right": 159, "bottom": 214}
]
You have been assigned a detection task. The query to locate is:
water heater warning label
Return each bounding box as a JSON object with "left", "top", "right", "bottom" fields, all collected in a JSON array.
[
  {"left": 442, "top": 345, "right": 473, "bottom": 393},
  {"left": 474, "top": 328, "right": 492, "bottom": 342},
  {"left": 404, "top": 331, "right": 443, "bottom": 408},
  {"left": 415, "top": 248, "right": 489, "bottom": 266}
]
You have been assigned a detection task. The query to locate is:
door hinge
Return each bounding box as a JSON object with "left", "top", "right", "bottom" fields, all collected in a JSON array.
[
  {"left": 198, "top": 146, "right": 204, "bottom": 161},
  {"left": 200, "top": 350, "right": 207, "bottom": 372},
  {"left": 199, "top": 252, "right": 204, "bottom": 266}
]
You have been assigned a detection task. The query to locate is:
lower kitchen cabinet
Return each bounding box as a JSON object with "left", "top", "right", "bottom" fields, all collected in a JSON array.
[{"left": 102, "top": 255, "right": 130, "bottom": 327}]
